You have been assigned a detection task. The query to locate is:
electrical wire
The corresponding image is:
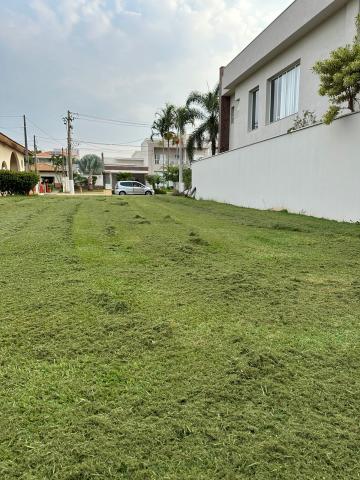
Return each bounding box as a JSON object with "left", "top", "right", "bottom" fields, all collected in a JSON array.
[
  {"left": 75, "top": 139, "right": 143, "bottom": 147},
  {"left": 27, "top": 118, "right": 60, "bottom": 142},
  {"left": 75, "top": 112, "right": 151, "bottom": 127}
]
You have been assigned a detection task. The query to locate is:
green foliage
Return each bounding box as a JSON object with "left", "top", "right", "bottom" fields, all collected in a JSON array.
[
  {"left": 288, "top": 110, "right": 317, "bottom": 133},
  {"left": 146, "top": 174, "right": 161, "bottom": 189},
  {"left": 51, "top": 154, "right": 64, "bottom": 169},
  {"left": 77, "top": 154, "right": 104, "bottom": 189},
  {"left": 313, "top": 16, "right": 360, "bottom": 123},
  {"left": 51, "top": 154, "right": 65, "bottom": 184},
  {"left": 0, "top": 170, "right": 39, "bottom": 195},
  {"left": 183, "top": 167, "right": 192, "bottom": 190},
  {"left": 163, "top": 166, "right": 192, "bottom": 189},
  {"left": 163, "top": 165, "right": 179, "bottom": 183},
  {"left": 186, "top": 84, "right": 219, "bottom": 161},
  {"left": 173, "top": 106, "right": 196, "bottom": 137},
  {"left": 323, "top": 106, "right": 341, "bottom": 125},
  {"left": 154, "top": 187, "right": 167, "bottom": 194},
  {"left": 116, "top": 172, "right": 134, "bottom": 181},
  {"left": 151, "top": 104, "right": 175, "bottom": 143},
  {"left": 73, "top": 173, "right": 87, "bottom": 187}
]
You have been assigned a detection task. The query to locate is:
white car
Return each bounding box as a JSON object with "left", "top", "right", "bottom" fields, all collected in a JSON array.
[{"left": 114, "top": 181, "right": 154, "bottom": 196}]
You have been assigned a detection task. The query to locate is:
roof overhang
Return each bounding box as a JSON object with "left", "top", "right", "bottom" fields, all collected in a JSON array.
[
  {"left": 0, "top": 132, "right": 26, "bottom": 155},
  {"left": 104, "top": 165, "right": 148, "bottom": 174},
  {"left": 222, "top": 0, "right": 351, "bottom": 94}
]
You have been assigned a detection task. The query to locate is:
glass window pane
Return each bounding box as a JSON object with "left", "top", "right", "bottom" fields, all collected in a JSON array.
[
  {"left": 250, "top": 88, "right": 259, "bottom": 130},
  {"left": 270, "top": 64, "right": 300, "bottom": 122}
]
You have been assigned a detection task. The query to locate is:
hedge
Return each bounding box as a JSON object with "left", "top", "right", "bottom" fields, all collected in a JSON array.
[{"left": 0, "top": 170, "right": 39, "bottom": 195}]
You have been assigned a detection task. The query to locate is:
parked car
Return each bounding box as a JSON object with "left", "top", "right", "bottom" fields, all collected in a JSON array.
[{"left": 114, "top": 181, "right": 154, "bottom": 196}]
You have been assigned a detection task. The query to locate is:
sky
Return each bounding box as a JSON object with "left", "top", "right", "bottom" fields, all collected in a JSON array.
[{"left": 0, "top": 0, "right": 293, "bottom": 158}]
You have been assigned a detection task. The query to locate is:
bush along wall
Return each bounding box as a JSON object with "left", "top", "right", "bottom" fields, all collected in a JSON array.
[{"left": 0, "top": 171, "right": 39, "bottom": 195}]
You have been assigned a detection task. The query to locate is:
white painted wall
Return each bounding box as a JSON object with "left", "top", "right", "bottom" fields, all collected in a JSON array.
[
  {"left": 0, "top": 142, "right": 25, "bottom": 171},
  {"left": 227, "top": 0, "right": 359, "bottom": 150},
  {"left": 193, "top": 113, "right": 360, "bottom": 222}
]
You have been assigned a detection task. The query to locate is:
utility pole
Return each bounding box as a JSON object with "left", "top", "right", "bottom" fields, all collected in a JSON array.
[
  {"left": 33, "top": 135, "right": 38, "bottom": 173},
  {"left": 101, "top": 152, "right": 105, "bottom": 188},
  {"left": 23, "top": 115, "right": 29, "bottom": 171},
  {"left": 62, "top": 147, "right": 66, "bottom": 176},
  {"left": 63, "top": 110, "right": 75, "bottom": 194}
]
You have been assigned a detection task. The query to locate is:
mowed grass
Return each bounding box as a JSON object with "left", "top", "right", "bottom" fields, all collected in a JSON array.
[{"left": 0, "top": 195, "right": 360, "bottom": 480}]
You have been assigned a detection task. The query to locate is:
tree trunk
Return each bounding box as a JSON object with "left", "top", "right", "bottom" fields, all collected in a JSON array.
[
  {"left": 88, "top": 175, "right": 94, "bottom": 191},
  {"left": 167, "top": 139, "right": 170, "bottom": 188},
  {"left": 179, "top": 135, "right": 184, "bottom": 192},
  {"left": 211, "top": 138, "right": 216, "bottom": 156},
  {"left": 162, "top": 140, "right": 166, "bottom": 187},
  {"left": 348, "top": 96, "right": 355, "bottom": 112}
]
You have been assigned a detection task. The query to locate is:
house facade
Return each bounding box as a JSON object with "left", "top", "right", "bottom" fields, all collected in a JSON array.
[
  {"left": 219, "top": 0, "right": 359, "bottom": 152},
  {"left": 0, "top": 132, "right": 26, "bottom": 171},
  {"left": 99, "top": 138, "right": 209, "bottom": 189},
  {"left": 193, "top": 0, "right": 360, "bottom": 222},
  {"left": 30, "top": 149, "right": 79, "bottom": 189},
  {"left": 141, "top": 138, "right": 209, "bottom": 177}
]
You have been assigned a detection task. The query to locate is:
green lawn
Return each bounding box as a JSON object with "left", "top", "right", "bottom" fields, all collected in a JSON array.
[{"left": 1, "top": 195, "right": 359, "bottom": 479}]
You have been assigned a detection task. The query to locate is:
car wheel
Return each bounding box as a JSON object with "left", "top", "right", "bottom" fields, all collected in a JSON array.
[
  {"left": 119, "top": 191, "right": 126, "bottom": 195},
  {"left": 145, "top": 191, "right": 152, "bottom": 196}
]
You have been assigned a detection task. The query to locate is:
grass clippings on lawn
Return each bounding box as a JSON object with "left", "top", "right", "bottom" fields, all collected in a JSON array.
[{"left": 0, "top": 195, "right": 359, "bottom": 479}]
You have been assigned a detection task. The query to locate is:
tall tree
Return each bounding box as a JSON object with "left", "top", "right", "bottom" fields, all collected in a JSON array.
[
  {"left": 76, "top": 154, "right": 104, "bottom": 190},
  {"left": 151, "top": 104, "right": 175, "bottom": 182},
  {"left": 186, "top": 84, "right": 220, "bottom": 162},
  {"left": 51, "top": 154, "right": 64, "bottom": 186},
  {"left": 313, "top": 15, "right": 360, "bottom": 124},
  {"left": 173, "top": 106, "right": 196, "bottom": 189}
]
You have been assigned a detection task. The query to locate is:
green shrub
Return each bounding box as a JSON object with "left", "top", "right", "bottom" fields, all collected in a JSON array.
[
  {"left": 154, "top": 188, "right": 167, "bottom": 195},
  {"left": 116, "top": 172, "right": 134, "bottom": 181},
  {"left": 0, "top": 170, "right": 39, "bottom": 195}
]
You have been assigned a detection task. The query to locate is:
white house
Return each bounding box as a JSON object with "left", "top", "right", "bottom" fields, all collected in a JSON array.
[
  {"left": 98, "top": 138, "right": 209, "bottom": 189},
  {"left": 0, "top": 132, "right": 25, "bottom": 171},
  {"left": 141, "top": 137, "right": 209, "bottom": 177},
  {"left": 193, "top": 0, "right": 360, "bottom": 222}
]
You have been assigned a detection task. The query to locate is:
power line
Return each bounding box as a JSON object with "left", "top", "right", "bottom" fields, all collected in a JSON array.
[
  {"left": 27, "top": 118, "right": 60, "bottom": 142},
  {"left": 75, "top": 139, "right": 143, "bottom": 147},
  {"left": 35, "top": 135, "right": 67, "bottom": 142},
  {"left": 76, "top": 117, "right": 151, "bottom": 128},
  {"left": 75, "top": 112, "right": 151, "bottom": 127}
]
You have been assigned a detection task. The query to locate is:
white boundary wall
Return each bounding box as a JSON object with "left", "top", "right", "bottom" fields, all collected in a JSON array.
[{"left": 192, "top": 113, "right": 360, "bottom": 222}]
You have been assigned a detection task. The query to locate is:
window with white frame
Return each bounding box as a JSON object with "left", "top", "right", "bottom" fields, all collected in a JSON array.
[
  {"left": 230, "top": 105, "right": 235, "bottom": 124},
  {"left": 249, "top": 87, "right": 259, "bottom": 130},
  {"left": 270, "top": 63, "right": 300, "bottom": 123},
  {"left": 155, "top": 153, "right": 165, "bottom": 165}
]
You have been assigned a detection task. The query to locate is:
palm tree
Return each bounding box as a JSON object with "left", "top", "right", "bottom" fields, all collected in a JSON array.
[
  {"left": 77, "top": 154, "right": 104, "bottom": 190},
  {"left": 186, "top": 84, "right": 220, "bottom": 162},
  {"left": 173, "top": 106, "right": 196, "bottom": 189},
  {"left": 151, "top": 104, "right": 175, "bottom": 183}
]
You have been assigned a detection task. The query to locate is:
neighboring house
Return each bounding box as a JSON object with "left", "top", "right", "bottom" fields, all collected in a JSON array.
[
  {"left": 141, "top": 137, "right": 209, "bottom": 176},
  {"left": 31, "top": 162, "right": 63, "bottom": 188},
  {"left": 193, "top": 0, "right": 360, "bottom": 222},
  {"left": 99, "top": 138, "right": 209, "bottom": 189},
  {"left": 0, "top": 132, "right": 25, "bottom": 171},
  {"left": 102, "top": 154, "right": 149, "bottom": 189},
  {"left": 218, "top": 0, "right": 359, "bottom": 152},
  {"left": 31, "top": 149, "right": 79, "bottom": 188}
]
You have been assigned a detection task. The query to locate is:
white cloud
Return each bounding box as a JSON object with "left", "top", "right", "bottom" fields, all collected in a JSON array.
[{"left": 0, "top": 0, "right": 293, "bottom": 154}]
